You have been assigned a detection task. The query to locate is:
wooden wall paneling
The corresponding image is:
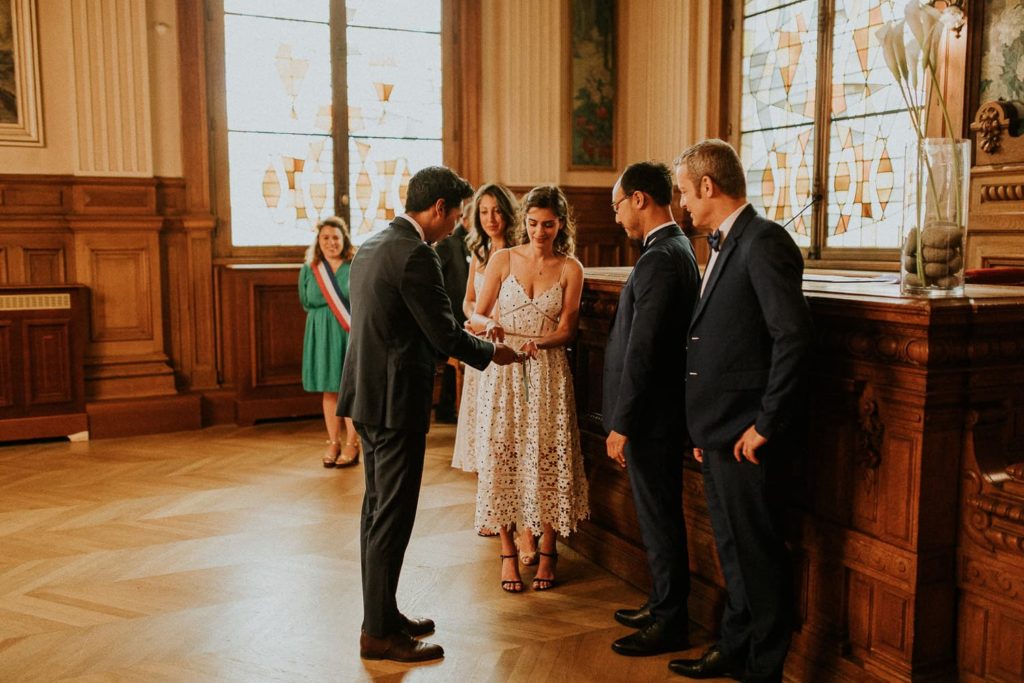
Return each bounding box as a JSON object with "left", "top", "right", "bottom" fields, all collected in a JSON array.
[
  {"left": 23, "top": 248, "right": 65, "bottom": 283},
  {"left": 0, "top": 246, "right": 7, "bottom": 283},
  {"left": 0, "top": 321, "right": 13, "bottom": 409},
  {"left": 23, "top": 320, "right": 72, "bottom": 405},
  {"left": 224, "top": 266, "right": 320, "bottom": 426},
  {"left": 72, "top": 226, "right": 177, "bottom": 400}
]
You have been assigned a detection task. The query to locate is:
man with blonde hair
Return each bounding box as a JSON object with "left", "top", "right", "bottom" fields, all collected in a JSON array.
[{"left": 669, "top": 140, "right": 812, "bottom": 683}]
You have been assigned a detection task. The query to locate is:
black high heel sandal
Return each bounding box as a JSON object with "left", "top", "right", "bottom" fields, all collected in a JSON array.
[
  {"left": 500, "top": 554, "right": 523, "bottom": 593},
  {"left": 532, "top": 550, "right": 558, "bottom": 591}
]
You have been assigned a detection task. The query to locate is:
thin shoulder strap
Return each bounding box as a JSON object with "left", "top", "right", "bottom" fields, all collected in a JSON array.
[{"left": 558, "top": 256, "right": 569, "bottom": 279}]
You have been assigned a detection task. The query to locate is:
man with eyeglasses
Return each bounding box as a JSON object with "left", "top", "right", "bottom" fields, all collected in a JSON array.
[{"left": 603, "top": 161, "right": 700, "bottom": 657}]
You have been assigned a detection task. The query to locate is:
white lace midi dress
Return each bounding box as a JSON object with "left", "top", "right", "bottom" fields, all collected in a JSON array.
[
  {"left": 471, "top": 269, "right": 590, "bottom": 536},
  {"left": 452, "top": 271, "right": 488, "bottom": 472}
]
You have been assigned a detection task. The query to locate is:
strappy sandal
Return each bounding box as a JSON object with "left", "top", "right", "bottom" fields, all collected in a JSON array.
[
  {"left": 322, "top": 440, "right": 340, "bottom": 467},
  {"left": 500, "top": 554, "right": 523, "bottom": 593},
  {"left": 532, "top": 550, "right": 558, "bottom": 591},
  {"left": 334, "top": 440, "right": 360, "bottom": 468},
  {"left": 515, "top": 531, "right": 538, "bottom": 566}
]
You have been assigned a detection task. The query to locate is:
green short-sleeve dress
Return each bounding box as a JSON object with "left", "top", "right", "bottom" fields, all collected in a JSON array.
[{"left": 299, "top": 261, "right": 351, "bottom": 392}]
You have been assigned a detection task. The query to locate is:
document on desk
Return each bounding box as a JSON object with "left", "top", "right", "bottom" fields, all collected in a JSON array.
[{"left": 803, "top": 273, "right": 900, "bottom": 284}]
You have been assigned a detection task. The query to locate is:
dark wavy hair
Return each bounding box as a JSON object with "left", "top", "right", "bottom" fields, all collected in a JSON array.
[
  {"left": 305, "top": 216, "right": 355, "bottom": 265},
  {"left": 521, "top": 185, "right": 576, "bottom": 257},
  {"left": 466, "top": 183, "right": 521, "bottom": 265}
]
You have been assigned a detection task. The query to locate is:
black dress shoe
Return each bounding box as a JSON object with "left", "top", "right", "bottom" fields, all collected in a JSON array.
[
  {"left": 401, "top": 614, "right": 435, "bottom": 637},
  {"left": 614, "top": 602, "right": 654, "bottom": 629},
  {"left": 611, "top": 621, "right": 689, "bottom": 657},
  {"left": 668, "top": 645, "right": 744, "bottom": 679},
  {"left": 359, "top": 630, "right": 444, "bottom": 662}
]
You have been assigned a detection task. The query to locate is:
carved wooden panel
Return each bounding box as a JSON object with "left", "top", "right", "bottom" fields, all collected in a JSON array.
[
  {"left": 0, "top": 322, "right": 12, "bottom": 408},
  {"left": 222, "top": 265, "right": 320, "bottom": 425},
  {"left": 86, "top": 247, "right": 153, "bottom": 342},
  {"left": 24, "top": 321, "right": 72, "bottom": 405},
  {"left": 24, "top": 248, "right": 65, "bottom": 284},
  {"left": 252, "top": 284, "right": 305, "bottom": 387}
]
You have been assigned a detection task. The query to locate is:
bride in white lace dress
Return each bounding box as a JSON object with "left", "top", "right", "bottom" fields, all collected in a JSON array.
[{"left": 468, "top": 186, "right": 590, "bottom": 593}]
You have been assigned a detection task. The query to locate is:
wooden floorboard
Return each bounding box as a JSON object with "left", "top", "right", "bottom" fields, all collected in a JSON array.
[{"left": 0, "top": 420, "right": 731, "bottom": 682}]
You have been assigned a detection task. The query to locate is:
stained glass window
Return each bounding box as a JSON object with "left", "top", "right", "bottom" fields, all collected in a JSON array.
[
  {"left": 222, "top": 1, "right": 442, "bottom": 248},
  {"left": 740, "top": 0, "right": 918, "bottom": 256},
  {"left": 346, "top": 1, "right": 442, "bottom": 238}
]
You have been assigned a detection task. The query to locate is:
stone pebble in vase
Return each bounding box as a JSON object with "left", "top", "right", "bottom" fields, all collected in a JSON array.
[{"left": 902, "top": 221, "right": 964, "bottom": 290}]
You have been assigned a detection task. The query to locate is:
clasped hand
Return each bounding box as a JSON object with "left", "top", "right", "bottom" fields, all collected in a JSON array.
[{"left": 692, "top": 424, "right": 767, "bottom": 464}]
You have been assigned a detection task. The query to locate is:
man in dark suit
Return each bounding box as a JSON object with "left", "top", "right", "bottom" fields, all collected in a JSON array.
[
  {"left": 339, "top": 166, "right": 518, "bottom": 663},
  {"left": 668, "top": 140, "right": 812, "bottom": 683},
  {"left": 432, "top": 204, "right": 472, "bottom": 422},
  {"left": 603, "top": 161, "right": 700, "bottom": 657}
]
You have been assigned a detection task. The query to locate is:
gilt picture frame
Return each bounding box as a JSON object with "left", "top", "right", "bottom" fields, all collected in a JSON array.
[
  {"left": 568, "top": 0, "right": 615, "bottom": 169},
  {"left": 0, "top": 0, "right": 43, "bottom": 146}
]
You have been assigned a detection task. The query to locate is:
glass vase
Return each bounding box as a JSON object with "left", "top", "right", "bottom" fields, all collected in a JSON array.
[{"left": 901, "top": 138, "right": 970, "bottom": 297}]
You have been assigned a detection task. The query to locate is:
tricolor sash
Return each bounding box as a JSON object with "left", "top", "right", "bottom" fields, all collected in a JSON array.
[{"left": 313, "top": 261, "right": 351, "bottom": 333}]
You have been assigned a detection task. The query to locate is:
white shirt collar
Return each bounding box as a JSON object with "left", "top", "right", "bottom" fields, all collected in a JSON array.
[
  {"left": 400, "top": 213, "right": 426, "bottom": 242},
  {"left": 643, "top": 220, "right": 677, "bottom": 246},
  {"left": 716, "top": 202, "right": 750, "bottom": 240}
]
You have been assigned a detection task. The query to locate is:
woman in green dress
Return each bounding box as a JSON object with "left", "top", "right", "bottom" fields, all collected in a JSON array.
[{"left": 299, "top": 216, "right": 359, "bottom": 468}]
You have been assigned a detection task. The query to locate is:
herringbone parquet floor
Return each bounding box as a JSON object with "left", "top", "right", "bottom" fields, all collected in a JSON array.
[{"left": 0, "top": 420, "right": 725, "bottom": 682}]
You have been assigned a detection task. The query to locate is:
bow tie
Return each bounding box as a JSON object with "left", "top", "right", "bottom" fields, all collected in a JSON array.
[{"left": 706, "top": 229, "right": 722, "bottom": 252}]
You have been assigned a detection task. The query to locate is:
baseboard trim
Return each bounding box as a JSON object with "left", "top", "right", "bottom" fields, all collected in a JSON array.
[{"left": 86, "top": 393, "right": 202, "bottom": 438}]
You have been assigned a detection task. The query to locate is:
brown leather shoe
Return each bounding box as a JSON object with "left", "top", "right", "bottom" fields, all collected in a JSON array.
[
  {"left": 359, "top": 630, "right": 444, "bottom": 662},
  {"left": 401, "top": 614, "right": 435, "bottom": 637}
]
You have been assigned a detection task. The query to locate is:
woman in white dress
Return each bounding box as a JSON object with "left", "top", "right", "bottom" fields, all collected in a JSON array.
[
  {"left": 450, "top": 184, "right": 527, "bottom": 539},
  {"left": 469, "top": 185, "right": 590, "bottom": 592}
]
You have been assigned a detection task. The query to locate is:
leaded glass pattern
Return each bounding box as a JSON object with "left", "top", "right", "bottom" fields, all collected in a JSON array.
[
  {"left": 740, "top": 0, "right": 818, "bottom": 247},
  {"left": 224, "top": 10, "right": 333, "bottom": 246},
  {"left": 740, "top": 0, "right": 917, "bottom": 254},
  {"left": 222, "top": 1, "right": 442, "bottom": 248},
  {"left": 346, "top": 17, "right": 442, "bottom": 239},
  {"left": 825, "top": 0, "right": 908, "bottom": 248}
]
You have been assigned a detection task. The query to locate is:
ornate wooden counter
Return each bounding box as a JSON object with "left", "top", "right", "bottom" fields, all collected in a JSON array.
[{"left": 569, "top": 268, "right": 1024, "bottom": 682}]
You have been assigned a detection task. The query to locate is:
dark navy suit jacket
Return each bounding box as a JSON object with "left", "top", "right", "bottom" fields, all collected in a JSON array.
[
  {"left": 603, "top": 224, "right": 700, "bottom": 441},
  {"left": 339, "top": 218, "right": 494, "bottom": 434},
  {"left": 685, "top": 205, "right": 813, "bottom": 450}
]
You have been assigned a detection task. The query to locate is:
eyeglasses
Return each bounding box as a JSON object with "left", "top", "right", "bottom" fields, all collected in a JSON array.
[{"left": 611, "top": 195, "right": 629, "bottom": 211}]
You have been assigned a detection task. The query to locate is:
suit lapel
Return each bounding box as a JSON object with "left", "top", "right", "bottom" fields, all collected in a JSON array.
[
  {"left": 690, "top": 206, "right": 756, "bottom": 328},
  {"left": 614, "top": 224, "right": 682, "bottom": 333}
]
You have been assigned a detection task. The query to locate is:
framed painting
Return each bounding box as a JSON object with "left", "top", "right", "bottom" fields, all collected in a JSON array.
[
  {"left": 0, "top": 0, "right": 42, "bottom": 146},
  {"left": 569, "top": 0, "right": 615, "bottom": 169}
]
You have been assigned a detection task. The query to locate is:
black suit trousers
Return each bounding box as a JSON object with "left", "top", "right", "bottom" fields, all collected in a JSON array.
[
  {"left": 356, "top": 421, "right": 427, "bottom": 637},
  {"left": 626, "top": 436, "right": 689, "bottom": 629},
  {"left": 700, "top": 443, "right": 792, "bottom": 680}
]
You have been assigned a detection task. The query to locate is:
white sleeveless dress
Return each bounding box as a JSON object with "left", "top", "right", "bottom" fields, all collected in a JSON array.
[
  {"left": 451, "top": 271, "right": 487, "bottom": 472},
  {"left": 471, "top": 265, "right": 590, "bottom": 536}
]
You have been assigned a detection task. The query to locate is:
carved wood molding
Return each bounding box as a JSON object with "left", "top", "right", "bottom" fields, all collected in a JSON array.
[
  {"left": 802, "top": 520, "right": 916, "bottom": 590},
  {"left": 979, "top": 183, "right": 1024, "bottom": 203},
  {"left": 856, "top": 382, "right": 884, "bottom": 470},
  {"left": 961, "top": 407, "right": 1024, "bottom": 557},
  {"left": 971, "top": 100, "right": 1024, "bottom": 163},
  {"left": 959, "top": 556, "right": 1023, "bottom": 601}
]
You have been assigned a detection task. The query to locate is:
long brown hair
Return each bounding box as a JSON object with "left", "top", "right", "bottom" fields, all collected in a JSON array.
[
  {"left": 305, "top": 216, "right": 355, "bottom": 265},
  {"left": 466, "top": 183, "right": 521, "bottom": 265},
  {"left": 521, "top": 185, "right": 576, "bottom": 257}
]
